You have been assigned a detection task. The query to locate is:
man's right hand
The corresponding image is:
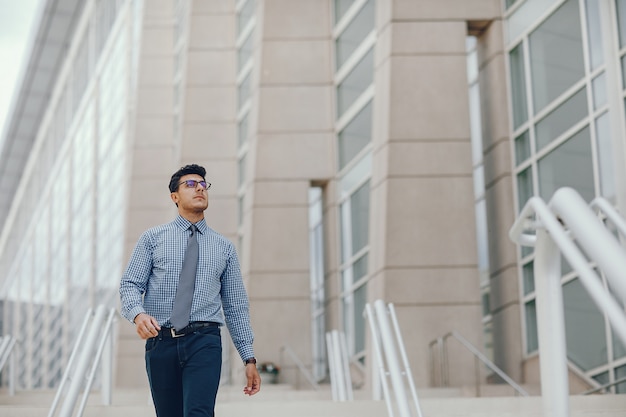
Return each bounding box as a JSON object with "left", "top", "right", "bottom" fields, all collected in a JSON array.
[{"left": 134, "top": 313, "right": 161, "bottom": 339}]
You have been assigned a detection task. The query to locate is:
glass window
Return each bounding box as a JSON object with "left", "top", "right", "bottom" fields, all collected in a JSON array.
[
  {"left": 585, "top": 0, "right": 604, "bottom": 70},
  {"left": 616, "top": 365, "right": 626, "bottom": 393},
  {"left": 564, "top": 278, "right": 608, "bottom": 371},
  {"left": 509, "top": 44, "right": 528, "bottom": 129},
  {"left": 592, "top": 72, "right": 607, "bottom": 110},
  {"left": 238, "top": 72, "right": 251, "bottom": 110},
  {"left": 337, "top": 48, "right": 374, "bottom": 118},
  {"left": 338, "top": 100, "right": 372, "bottom": 169},
  {"left": 336, "top": 0, "right": 374, "bottom": 70},
  {"left": 517, "top": 167, "right": 534, "bottom": 212},
  {"left": 514, "top": 130, "right": 531, "bottom": 165},
  {"left": 237, "top": 0, "right": 255, "bottom": 36},
  {"left": 238, "top": 31, "right": 253, "bottom": 72},
  {"left": 238, "top": 155, "right": 246, "bottom": 188},
  {"left": 595, "top": 112, "right": 615, "bottom": 199},
  {"left": 617, "top": 0, "right": 626, "bottom": 48},
  {"left": 335, "top": 0, "right": 357, "bottom": 24},
  {"left": 349, "top": 182, "right": 370, "bottom": 256},
  {"left": 238, "top": 112, "right": 249, "bottom": 148},
  {"left": 529, "top": 0, "right": 585, "bottom": 114},
  {"left": 506, "top": 0, "right": 558, "bottom": 43},
  {"left": 538, "top": 126, "right": 594, "bottom": 202},
  {"left": 535, "top": 88, "right": 588, "bottom": 151},
  {"left": 525, "top": 300, "right": 538, "bottom": 353},
  {"left": 354, "top": 283, "right": 367, "bottom": 354},
  {"left": 523, "top": 261, "right": 534, "bottom": 295}
]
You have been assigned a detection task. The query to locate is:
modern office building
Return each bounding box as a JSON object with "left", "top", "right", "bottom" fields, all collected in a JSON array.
[{"left": 0, "top": 0, "right": 625, "bottom": 396}]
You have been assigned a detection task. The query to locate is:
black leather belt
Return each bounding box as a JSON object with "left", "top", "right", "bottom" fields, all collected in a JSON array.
[{"left": 160, "top": 321, "right": 220, "bottom": 339}]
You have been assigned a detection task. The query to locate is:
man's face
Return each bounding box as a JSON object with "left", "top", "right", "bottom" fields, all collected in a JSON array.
[{"left": 171, "top": 174, "right": 209, "bottom": 213}]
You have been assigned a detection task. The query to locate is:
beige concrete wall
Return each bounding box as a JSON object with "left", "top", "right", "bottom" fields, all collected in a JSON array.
[
  {"left": 369, "top": 0, "right": 501, "bottom": 388},
  {"left": 241, "top": 0, "right": 335, "bottom": 385},
  {"left": 116, "top": 0, "right": 178, "bottom": 389}
]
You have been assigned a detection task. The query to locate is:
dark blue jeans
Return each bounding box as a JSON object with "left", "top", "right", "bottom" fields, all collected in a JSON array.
[{"left": 145, "top": 327, "right": 222, "bottom": 417}]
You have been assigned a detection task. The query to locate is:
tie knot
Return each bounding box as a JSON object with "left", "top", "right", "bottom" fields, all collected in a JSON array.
[{"left": 190, "top": 225, "right": 197, "bottom": 235}]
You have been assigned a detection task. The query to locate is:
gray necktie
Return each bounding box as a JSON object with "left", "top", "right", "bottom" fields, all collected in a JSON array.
[{"left": 171, "top": 225, "right": 199, "bottom": 331}]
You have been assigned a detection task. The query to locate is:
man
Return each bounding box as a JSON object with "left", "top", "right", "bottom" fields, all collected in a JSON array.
[{"left": 120, "top": 164, "right": 261, "bottom": 417}]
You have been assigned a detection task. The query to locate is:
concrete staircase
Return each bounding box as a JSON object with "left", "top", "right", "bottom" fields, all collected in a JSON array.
[{"left": 2, "top": 384, "right": 626, "bottom": 417}]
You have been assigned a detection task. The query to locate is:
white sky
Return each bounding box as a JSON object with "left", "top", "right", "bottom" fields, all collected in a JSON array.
[{"left": 0, "top": 0, "right": 42, "bottom": 139}]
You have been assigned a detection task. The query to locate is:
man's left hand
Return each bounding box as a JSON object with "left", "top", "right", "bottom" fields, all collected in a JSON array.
[{"left": 243, "top": 364, "right": 261, "bottom": 396}]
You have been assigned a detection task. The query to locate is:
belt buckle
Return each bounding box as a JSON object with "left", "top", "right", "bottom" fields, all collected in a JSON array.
[{"left": 170, "top": 328, "right": 185, "bottom": 338}]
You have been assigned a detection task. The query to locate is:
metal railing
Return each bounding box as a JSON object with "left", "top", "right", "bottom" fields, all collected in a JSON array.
[
  {"left": 509, "top": 187, "right": 626, "bottom": 417},
  {"left": 0, "top": 335, "right": 16, "bottom": 395},
  {"left": 365, "top": 300, "right": 423, "bottom": 417},
  {"left": 48, "top": 304, "right": 117, "bottom": 417},
  {"left": 326, "top": 330, "right": 353, "bottom": 401},
  {"left": 279, "top": 345, "right": 320, "bottom": 390},
  {"left": 428, "top": 330, "right": 528, "bottom": 397}
]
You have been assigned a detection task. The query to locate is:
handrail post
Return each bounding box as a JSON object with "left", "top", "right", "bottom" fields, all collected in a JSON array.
[
  {"left": 9, "top": 339, "right": 15, "bottom": 396},
  {"left": 58, "top": 305, "right": 106, "bottom": 417},
  {"left": 365, "top": 304, "right": 394, "bottom": 417},
  {"left": 101, "top": 316, "right": 113, "bottom": 405},
  {"left": 534, "top": 228, "right": 569, "bottom": 417},
  {"left": 373, "top": 300, "right": 412, "bottom": 417}
]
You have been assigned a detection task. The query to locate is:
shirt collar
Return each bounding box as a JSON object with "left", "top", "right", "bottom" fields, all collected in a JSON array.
[{"left": 174, "top": 215, "right": 207, "bottom": 234}]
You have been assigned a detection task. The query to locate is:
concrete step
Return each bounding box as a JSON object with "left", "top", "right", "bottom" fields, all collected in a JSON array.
[
  {"left": 3, "top": 396, "right": 626, "bottom": 417},
  {"left": 2, "top": 386, "right": 625, "bottom": 417}
]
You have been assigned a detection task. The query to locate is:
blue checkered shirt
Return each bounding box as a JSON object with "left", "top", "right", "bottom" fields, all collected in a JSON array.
[{"left": 119, "top": 215, "right": 255, "bottom": 361}]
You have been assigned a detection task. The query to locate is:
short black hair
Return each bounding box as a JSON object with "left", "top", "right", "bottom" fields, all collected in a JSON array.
[{"left": 169, "top": 164, "right": 207, "bottom": 193}]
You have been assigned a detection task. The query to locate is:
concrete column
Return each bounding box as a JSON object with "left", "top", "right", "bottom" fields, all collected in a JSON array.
[
  {"left": 117, "top": 0, "right": 177, "bottom": 389},
  {"left": 370, "top": 0, "right": 501, "bottom": 388},
  {"left": 477, "top": 19, "right": 524, "bottom": 382},
  {"left": 244, "top": 0, "right": 334, "bottom": 385}
]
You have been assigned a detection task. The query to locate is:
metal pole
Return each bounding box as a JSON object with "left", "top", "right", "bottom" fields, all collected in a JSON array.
[
  {"left": 365, "top": 303, "right": 394, "bottom": 417},
  {"left": 9, "top": 340, "right": 15, "bottom": 396},
  {"left": 388, "top": 303, "right": 424, "bottom": 417},
  {"left": 58, "top": 305, "right": 106, "bottom": 417},
  {"left": 534, "top": 228, "right": 569, "bottom": 417},
  {"left": 48, "top": 307, "right": 93, "bottom": 417},
  {"left": 374, "top": 300, "right": 412, "bottom": 417},
  {"left": 326, "top": 332, "right": 341, "bottom": 401},
  {"left": 337, "top": 331, "right": 353, "bottom": 400},
  {"left": 101, "top": 312, "right": 114, "bottom": 405}
]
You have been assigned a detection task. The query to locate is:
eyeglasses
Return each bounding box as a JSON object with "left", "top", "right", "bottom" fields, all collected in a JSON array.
[{"left": 178, "top": 180, "right": 211, "bottom": 190}]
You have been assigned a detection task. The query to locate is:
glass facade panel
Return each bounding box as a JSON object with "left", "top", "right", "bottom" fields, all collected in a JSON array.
[
  {"left": 337, "top": 48, "right": 374, "bottom": 118},
  {"left": 538, "top": 127, "right": 594, "bottom": 202},
  {"left": 509, "top": 44, "right": 528, "bottom": 129},
  {"left": 529, "top": 0, "right": 584, "bottom": 114},
  {"left": 517, "top": 167, "right": 533, "bottom": 212},
  {"left": 353, "top": 283, "right": 367, "bottom": 354},
  {"left": 525, "top": 300, "right": 538, "bottom": 353},
  {"left": 335, "top": 0, "right": 357, "bottom": 23},
  {"left": 237, "top": 0, "right": 255, "bottom": 35},
  {"left": 563, "top": 278, "right": 608, "bottom": 371},
  {"left": 506, "top": 0, "right": 558, "bottom": 43},
  {"left": 514, "top": 130, "right": 531, "bottom": 165},
  {"left": 535, "top": 88, "right": 588, "bottom": 150},
  {"left": 338, "top": 100, "right": 372, "bottom": 169},
  {"left": 585, "top": 0, "right": 604, "bottom": 70},
  {"left": 592, "top": 72, "right": 607, "bottom": 110},
  {"left": 595, "top": 112, "right": 615, "bottom": 199},
  {"left": 336, "top": 0, "right": 374, "bottom": 70},
  {"left": 616, "top": 365, "right": 626, "bottom": 393},
  {"left": 238, "top": 31, "right": 253, "bottom": 72},
  {"left": 522, "top": 261, "right": 534, "bottom": 295},
  {"left": 617, "top": 0, "right": 626, "bottom": 48},
  {"left": 350, "top": 181, "right": 370, "bottom": 256},
  {"left": 238, "top": 72, "right": 251, "bottom": 110}
]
